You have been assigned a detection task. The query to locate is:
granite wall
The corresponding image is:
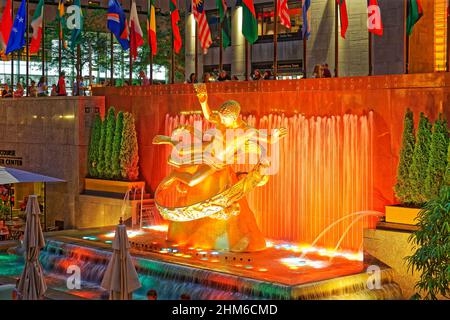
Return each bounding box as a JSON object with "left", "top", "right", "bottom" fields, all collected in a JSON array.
[{"left": 0, "top": 96, "right": 105, "bottom": 229}]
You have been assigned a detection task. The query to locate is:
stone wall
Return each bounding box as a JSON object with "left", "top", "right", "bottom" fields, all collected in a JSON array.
[
  {"left": 0, "top": 97, "right": 105, "bottom": 229},
  {"left": 93, "top": 73, "right": 450, "bottom": 216}
]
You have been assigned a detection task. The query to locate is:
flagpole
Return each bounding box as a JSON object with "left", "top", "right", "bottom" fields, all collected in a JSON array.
[
  {"left": 219, "top": 15, "right": 223, "bottom": 71},
  {"left": 245, "top": 40, "right": 249, "bottom": 81},
  {"left": 26, "top": 0, "right": 29, "bottom": 96},
  {"left": 368, "top": 31, "right": 373, "bottom": 75},
  {"left": 129, "top": 2, "right": 133, "bottom": 85},
  {"left": 194, "top": 21, "right": 198, "bottom": 79},
  {"left": 76, "top": 44, "right": 81, "bottom": 95},
  {"left": 171, "top": 32, "right": 175, "bottom": 84},
  {"left": 10, "top": 0, "right": 14, "bottom": 89},
  {"left": 42, "top": 5, "right": 45, "bottom": 78},
  {"left": 303, "top": 36, "right": 307, "bottom": 78},
  {"left": 58, "top": 21, "right": 62, "bottom": 76},
  {"left": 110, "top": 33, "right": 113, "bottom": 85},
  {"left": 335, "top": 0, "right": 339, "bottom": 77},
  {"left": 273, "top": 0, "right": 278, "bottom": 78},
  {"left": 405, "top": 0, "right": 409, "bottom": 74}
]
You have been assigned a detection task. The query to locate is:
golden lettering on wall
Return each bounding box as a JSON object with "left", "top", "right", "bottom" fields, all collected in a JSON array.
[{"left": 0, "top": 150, "right": 23, "bottom": 166}]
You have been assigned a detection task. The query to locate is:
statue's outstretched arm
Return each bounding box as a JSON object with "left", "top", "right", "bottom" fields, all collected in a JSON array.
[
  {"left": 257, "top": 127, "right": 288, "bottom": 144},
  {"left": 194, "top": 83, "right": 218, "bottom": 123},
  {"left": 152, "top": 135, "right": 176, "bottom": 146}
]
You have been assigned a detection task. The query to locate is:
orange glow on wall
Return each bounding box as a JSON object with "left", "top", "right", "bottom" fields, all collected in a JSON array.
[{"left": 435, "top": 0, "right": 447, "bottom": 71}]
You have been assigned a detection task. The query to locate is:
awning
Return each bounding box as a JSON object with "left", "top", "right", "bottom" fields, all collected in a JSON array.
[{"left": 0, "top": 166, "right": 65, "bottom": 185}]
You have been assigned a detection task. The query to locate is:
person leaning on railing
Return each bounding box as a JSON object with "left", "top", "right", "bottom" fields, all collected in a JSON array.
[{"left": 1, "top": 83, "right": 12, "bottom": 98}]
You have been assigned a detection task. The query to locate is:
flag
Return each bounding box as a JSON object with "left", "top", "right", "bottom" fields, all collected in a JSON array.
[
  {"left": 278, "top": 0, "right": 291, "bottom": 29},
  {"left": 70, "top": 0, "right": 84, "bottom": 51},
  {"left": 222, "top": 10, "right": 231, "bottom": 48},
  {"left": 5, "top": 0, "right": 26, "bottom": 55},
  {"left": 302, "top": 0, "right": 311, "bottom": 40},
  {"left": 107, "top": 0, "right": 129, "bottom": 50},
  {"left": 129, "top": 0, "right": 144, "bottom": 61},
  {"left": 216, "top": 0, "right": 230, "bottom": 48},
  {"left": 0, "top": 0, "right": 13, "bottom": 51},
  {"left": 170, "top": 0, "right": 182, "bottom": 53},
  {"left": 192, "top": 0, "right": 212, "bottom": 54},
  {"left": 57, "top": 0, "right": 67, "bottom": 49},
  {"left": 406, "top": 0, "right": 423, "bottom": 36},
  {"left": 147, "top": 0, "right": 157, "bottom": 56},
  {"left": 242, "top": 0, "right": 258, "bottom": 44},
  {"left": 216, "top": 0, "right": 227, "bottom": 22},
  {"left": 29, "top": 0, "right": 44, "bottom": 54},
  {"left": 336, "top": 0, "right": 348, "bottom": 39},
  {"left": 368, "top": 0, "right": 383, "bottom": 36}
]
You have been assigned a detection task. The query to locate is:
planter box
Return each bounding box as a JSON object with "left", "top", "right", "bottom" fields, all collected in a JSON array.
[
  {"left": 85, "top": 178, "right": 145, "bottom": 195},
  {"left": 385, "top": 205, "right": 422, "bottom": 226}
]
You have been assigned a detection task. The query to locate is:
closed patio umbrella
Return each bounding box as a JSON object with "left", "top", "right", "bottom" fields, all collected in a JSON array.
[
  {"left": 101, "top": 220, "right": 141, "bottom": 300},
  {"left": 17, "top": 195, "right": 47, "bottom": 300}
]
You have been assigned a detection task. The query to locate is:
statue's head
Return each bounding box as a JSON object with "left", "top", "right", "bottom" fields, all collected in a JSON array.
[{"left": 219, "top": 100, "right": 241, "bottom": 127}]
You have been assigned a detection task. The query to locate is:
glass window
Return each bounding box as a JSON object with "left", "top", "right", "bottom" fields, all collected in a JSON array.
[{"left": 256, "top": 1, "right": 302, "bottom": 41}]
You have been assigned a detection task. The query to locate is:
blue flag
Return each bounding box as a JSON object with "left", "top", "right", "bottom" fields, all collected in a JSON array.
[
  {"left": 302, "top": 0, "right": 311, "bottom": 40},
  {"left": 6, "top": 0, "right": 26, "bottom": 54},
  {"left": 107, "top": 0, "right": 129, "bottom": 50}
]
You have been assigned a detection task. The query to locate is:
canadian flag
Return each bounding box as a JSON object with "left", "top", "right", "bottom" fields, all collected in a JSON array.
[{"left": 129, "top": 0, "right": 144, "bottom": 61}]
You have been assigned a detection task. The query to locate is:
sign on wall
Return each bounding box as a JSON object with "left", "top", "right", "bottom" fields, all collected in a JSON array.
[{"left": 0, "top": 150, "right": 23, "bottom": 166}]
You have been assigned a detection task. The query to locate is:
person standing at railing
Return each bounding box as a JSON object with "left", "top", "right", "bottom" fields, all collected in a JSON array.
[
  {"left": 139, "top": 70, "right": 150, "bottom": 86},
  {"left": 2, "top": 83, "right": 12, "bottom": 98},
  {"left": 37, "top": 76, "right": 48, "bottom": 97},
  {"left": 57, "top": 72, "right": 67, "bottom": 96}
]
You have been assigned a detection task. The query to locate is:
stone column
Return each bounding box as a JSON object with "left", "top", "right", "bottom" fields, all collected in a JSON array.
[
  {"left": 185, "top": 13, "right": 203, "bottom": 81},
  {"left": 231, "top": 6, "right": 246, "bottom": 79}
]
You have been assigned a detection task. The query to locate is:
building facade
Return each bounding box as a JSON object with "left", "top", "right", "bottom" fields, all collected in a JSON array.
[{"left": 184, "top": 0, "right": 448, "bottom": 80}]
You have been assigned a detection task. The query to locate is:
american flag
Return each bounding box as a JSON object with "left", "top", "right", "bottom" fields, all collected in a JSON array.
[
  {"left": 278, "top": 0, "right": 291, "bottom": 28},
  {"left": 192, "top": 0, "right": 212, "bottom": 53}
]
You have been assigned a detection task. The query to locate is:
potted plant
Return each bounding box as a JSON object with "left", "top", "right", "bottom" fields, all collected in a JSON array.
[
  {"left": 387, "top": 111, "right": 449, "bottom": 225},
  {"left": 406, "top": 185, "right": 450, "bottom": 299}
]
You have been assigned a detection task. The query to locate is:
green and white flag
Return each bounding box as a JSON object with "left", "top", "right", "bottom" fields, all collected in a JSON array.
[
  {"left": 69, "top": 0, "right": 84, "bottom": 50},
  {"left": 29, "top": 0, "right": 44, "bottom": 54}
]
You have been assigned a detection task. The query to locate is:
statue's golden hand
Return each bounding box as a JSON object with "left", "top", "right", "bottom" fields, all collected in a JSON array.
[
  {"left": 193, "top": 83, "right": 208, "bottom": 104},
  {"left": 153, "top": 135, "right": 172, "bottom": 145}
]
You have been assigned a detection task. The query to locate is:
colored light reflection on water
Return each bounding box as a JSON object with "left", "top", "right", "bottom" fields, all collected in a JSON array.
[
  {"left": 142, "top": 225, "right": 169, "bottom": 232},
  {"left": 104, "top": 230, "right": 145, "bottom": 239},
  {"left": 279, "top": 257, "right": 328, "bottom": 269}
]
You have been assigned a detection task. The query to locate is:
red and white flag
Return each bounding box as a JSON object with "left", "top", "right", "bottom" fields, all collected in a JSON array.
[
  {"left": 0, "top": 0, "right": 13, "bottom": 51},
  {"left": 278, "top": 0, "right": 291, "bottom": 28},
  {"left": 368, "top": 0, "right": 383, "bottom": 36},
  {"left": 192, "top": 0, "right": 212, "bottom": 54},
  {"left": 129, "top": 0, "right": 144, "bottom": 61}
]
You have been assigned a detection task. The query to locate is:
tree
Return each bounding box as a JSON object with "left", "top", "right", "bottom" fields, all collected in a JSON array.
[
  {"left": 104, "top": 107, "right": 116, "bottom": 179},
  {"left": 407, "top": 186, "right": 450, "bottom": 300},
  {"left": 424, "top": 114, "right": 449, "bottom": 200},
  {"left": 120, "top": 112, "right": 140, "bottom": 181},
  {"left": 97, "top": 114, "right": 107, "bottom": 178},
  {"left": 111, "top": 111, "right": 124, "bottom": 179},
  {"left": 395, "top": 109, "right": 416, "bottom": 204},
  {"left": 88, "top": 114, "right": 102, "bottom": 177},
  {"left": 409, "top": 113, "right": 432, "bottom": 205},
  {"left": 446, "top": 144, "right": 450, "bottom": 186}
]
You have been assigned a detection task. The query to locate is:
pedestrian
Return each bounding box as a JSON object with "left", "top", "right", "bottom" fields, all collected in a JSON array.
[
  {"left": 312, "top": 64, "right": 323, "bottom": 78},
  {"left": 139, "top": 70, "right": 150, "bottom": 86},
  {"left": 37, "top": 76, "right": 48, "bottom": 96},
  {"left": 28, "top": 80, "right": 38, "bottom": 97},
  {"left": 50, "top": 84, "right": 58, "bottom": 96},
  {"left": 187, "top": 73, "right": 198, "bottom": 84},
  {"left": 57, "top": 72, "right": 67, "bottom": 96},
  {"left": 252, "top": 69, "right": 262, "bottom": 81},
  {"left": 73, "top": 76, "right": 86, "bottom": 96},
  {"left": 13, "top": 83, "right": 24, "bottom": 98},
  {"left": 263, "top": 70, "right": 275, "bottom": 80},
  {"left": 202, "top": 72, "right": 211, "bottom": 83},
  {"left": 1, "top": 84, "right": 12, "bottom": 97},
  {"left": 217, "top": 70, "right": 230, "bottom": 82},
  {"left": 322, "top": 63, "right": 332, "bottom": 78}
]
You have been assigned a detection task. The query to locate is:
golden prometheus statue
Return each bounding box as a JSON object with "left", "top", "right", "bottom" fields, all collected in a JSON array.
[{"left": 153, "top": 83, "right": 287, "bottom": 252}]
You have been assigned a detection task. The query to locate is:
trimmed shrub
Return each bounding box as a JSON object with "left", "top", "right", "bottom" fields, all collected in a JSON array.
[
  {"left": 424, "top": 114, "right": 449, "bottom": 200},
  {"left": 103, "top": 107, "right": 116, "bottom": 179},
  {"left": 446, "top": 144, "right": 450, "bottom": 186},
  {"left": 409, "top": 113, "right": 432, "bottom": 205},
  {"left": 87, "top": 114, "right": 102, "bottom": 177},
  {"left": 96, "top": 113, "right": 108, "bottom": 178},
  {"left": 120, "top": 112, "right": 139, "bottom": 181},
  {"left": 111, "top": 111, "right": 124, "bottom": 179},
  {"left": 394, "top": 109, "right": 416, "bottom": 204}
]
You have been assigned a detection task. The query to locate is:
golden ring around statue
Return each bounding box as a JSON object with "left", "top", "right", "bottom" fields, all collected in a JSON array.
[{"left": 154, "top": 160, "right": 270, "bottom": 222}]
